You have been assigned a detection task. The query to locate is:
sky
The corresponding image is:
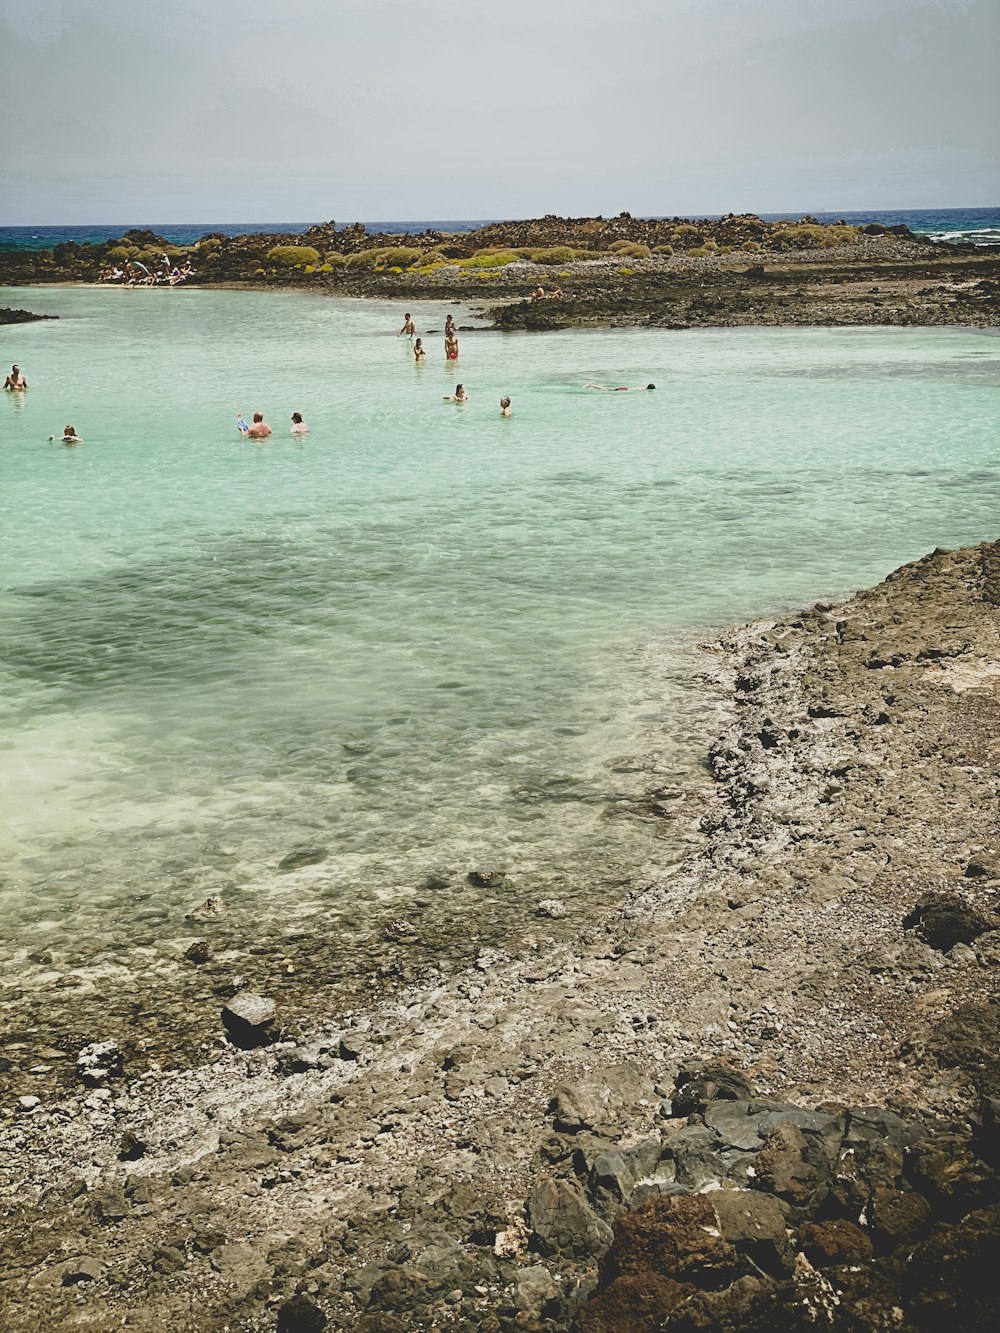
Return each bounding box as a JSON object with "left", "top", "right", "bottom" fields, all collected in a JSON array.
[{"left": 1, "top": 0, "right": 997, "bottom": 224}]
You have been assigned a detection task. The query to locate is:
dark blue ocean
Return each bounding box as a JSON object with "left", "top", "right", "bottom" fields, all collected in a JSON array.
[{"left": 1, "top": 208, "right": 997, "bottom": 252}]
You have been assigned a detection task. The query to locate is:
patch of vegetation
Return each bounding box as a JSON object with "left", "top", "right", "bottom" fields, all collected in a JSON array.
[
  {"left": 376, "top": 246, "right": 423, "bottom": 267},
  {"left": 608, "top": 241, "right": 651, "bottom": 259},
  {"left": 652, "top": 244, "right": 674, "bottom": 255},
  {"left": 461, "top": 249, "right": 522, "bottom": 269},
  {"left": 772, "top": 223, "right": 858, "bottom": 249},
  {"left": 344, "top": 249, "right": 382, "bottom": 268},
  {"left": 670, "top": 224, "right": 702, "bottom": 246},
  {"left": 526, "top": 246, "right": 593, "bottom": 264},
  {"left": 267, "top": 245, "right": 321, "bottom": 268}
]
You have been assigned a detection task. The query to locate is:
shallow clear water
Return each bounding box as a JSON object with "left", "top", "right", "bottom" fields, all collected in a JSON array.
[{"left": 2, "top": 288, "right": 999, "bottom": 985}]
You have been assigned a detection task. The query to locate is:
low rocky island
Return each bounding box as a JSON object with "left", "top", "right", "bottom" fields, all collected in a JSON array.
[
  {"left": 2, "top": 213, "right": 999, "bottom": 330},
  {"left": 2, "top": 541, "right": 998, "bottom": 1331},
  {"left": 0, "top": 306, "right": 57, "bottom": 325}
]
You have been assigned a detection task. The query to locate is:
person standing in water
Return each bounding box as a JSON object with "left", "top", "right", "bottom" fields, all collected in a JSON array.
[
  {"left": 4, "top": 364, "right": 28, "bottom": 390},
  {"left": 398, "top": 312, "right": 416, "bottom": 338},
  {"left": 444, "top": 384, "right": 468, "bottom": 403},
  {"left": 500, "top": 396, "right": 512, "bottom": 417},
  {"left": 444, "top": 314, "right": 456, "bottom": 338},
  {"left": 413, "top": 338, "right": 425, "bottom": 361},
  {"left": 246, "top": 412, "right": 272, "bottom": 438},
  {"left": 290, "top": 412, "right": 308, "bottom": 434},
  {"left": 49, "top": 424, "right": 81, "bottom": 443},
  {"left": 445, "top": 331, "right": 459, "bottom": 361}
]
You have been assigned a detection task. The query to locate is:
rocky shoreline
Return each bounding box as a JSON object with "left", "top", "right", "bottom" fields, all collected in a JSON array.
[
  {"left": 2, "top": 541, "right": 999, "bottom": 1331},
  {"left": 2, "top": 213, "right": 999, "bottom": 330}
]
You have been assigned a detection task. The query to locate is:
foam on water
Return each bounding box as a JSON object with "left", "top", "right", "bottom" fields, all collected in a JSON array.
[{"left": 1, "top": 288, "right": 999, "bottom": 983}]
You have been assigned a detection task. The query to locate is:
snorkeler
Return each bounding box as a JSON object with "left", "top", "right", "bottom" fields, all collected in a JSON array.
[{"left": 584, "top": 382, "right": 656, "bottom": 391}]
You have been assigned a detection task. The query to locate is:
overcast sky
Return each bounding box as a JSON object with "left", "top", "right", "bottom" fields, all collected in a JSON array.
[{"left": 1, "top": 0, "right": 997, "bottom": 224}]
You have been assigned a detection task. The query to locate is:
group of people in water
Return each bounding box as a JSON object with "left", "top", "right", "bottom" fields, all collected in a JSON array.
[
  {"left": 7, "top": 311, "right": 656, "bottom": 448},
  {"left": 99, "top": 256, "right": 196, "bottom": 286},
  {"left": 236, "top": 410, "right": 309, "bottom": 439},
  {"left": 396, "top": 311, "right": 517, "bottom": 417}
]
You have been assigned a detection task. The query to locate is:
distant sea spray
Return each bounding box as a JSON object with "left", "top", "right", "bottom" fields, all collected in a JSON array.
[{"left": 0, "top": 208, "right": 997, "bottom": 252}]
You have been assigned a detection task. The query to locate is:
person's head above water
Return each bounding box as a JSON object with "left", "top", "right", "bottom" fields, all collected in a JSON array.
[
  {"left": 253, "top": 412, "right": 263, "bottom": 422},
  {"left": 291, "top": 412, "right": 303, "bottom": 424},
  {"left": 647, "top": 383, "right": 656, "bottom": 390}
]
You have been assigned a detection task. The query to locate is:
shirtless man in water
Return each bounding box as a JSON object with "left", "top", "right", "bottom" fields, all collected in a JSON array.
[
  {"left": 4, "top": 364, "right": 28, "bottom": 390},
  {"left": 246, "top": 412, "right": 272, "bottom": 438},
  {"left": 398, "top": 312, "right": 416, "bottom": 338}
]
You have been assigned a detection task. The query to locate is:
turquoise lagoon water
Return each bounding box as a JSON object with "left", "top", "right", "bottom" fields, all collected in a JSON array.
[{"left": 2, "top": 286, "right": 999, "bottom": 984}]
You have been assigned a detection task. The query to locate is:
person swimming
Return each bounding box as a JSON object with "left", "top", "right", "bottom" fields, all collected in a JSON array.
[
  {"left": 290, "top": 411, "right": 308, "bottom": 434},
  {"left": 584, "top": 382, "right": 656, "bottom": 391},
  {"left": 500, "top": 396, "right": 512, "bottom": 416},
  {"left": 4, "top": 364, "right": 28, "bottom": 390},
  {"left": 444, "top": 384, "right": 468, "bottom": 403}
]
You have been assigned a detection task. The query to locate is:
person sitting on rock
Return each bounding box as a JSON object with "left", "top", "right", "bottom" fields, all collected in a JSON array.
[
  {"left": 532, "top": 285, "right": 545, "bottom": 301},
  {"left": 4, "top": 364, "right": 27, "bottom": 390}
]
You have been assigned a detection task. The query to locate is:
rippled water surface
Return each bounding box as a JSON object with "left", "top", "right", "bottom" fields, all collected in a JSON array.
[{"left": 2, "top": 288, "right": 999, "bottom": 984}]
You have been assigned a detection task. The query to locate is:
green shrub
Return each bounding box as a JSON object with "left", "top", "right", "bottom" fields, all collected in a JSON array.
[
  {"left": 671, "top": 224, "right": 702, "bottom": 246},
  {"left": 376, "top": 246, "right": 422, "bottom": 267},
  {"left": 344, "top": 249, "right": 381, "bottom": 268},
  {"left": 196, "top": 236, "right": 223, "bottom": 252},
  {"left": 323, "top": 252, "right": 345, "bottom": 266},
  {"left": 740, "top": 240, "right": 763, "bottom": 253},
  {"left": 105, "top": 246, "right": 131, "bottom": 263},
  {"left": 618, "top": 267, "right": 634, "bottom": 276},
  {"left": 528, "top": 246, "right": 590, "bottom": 264},
  {"left": 652, "top": 244, "right": 674, "bottom": 255},
  {"left": 267, "top": 245, "right": 320, "bottom": 268},
  {"left": 461, "top": 248, "right": 522, "bottom": 269},
  {"left": 608, "top": 240, "right": 651, "bottom": 259},
  {"left": 318, "top": 263, "right": 333, "bottom": 272}
]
